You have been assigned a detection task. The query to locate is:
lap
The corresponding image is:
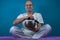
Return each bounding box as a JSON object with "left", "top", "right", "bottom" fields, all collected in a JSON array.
[
  {"left": 32, "top": 24, "right": 51, "bottom": 39},
  {"left": 10, "top": 24, "right": 51, "bottom": 39}
]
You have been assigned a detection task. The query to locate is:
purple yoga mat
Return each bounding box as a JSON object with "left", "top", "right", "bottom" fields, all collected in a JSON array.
[{"left": 0, "top": 36, "right": 60, "bottom": 40}]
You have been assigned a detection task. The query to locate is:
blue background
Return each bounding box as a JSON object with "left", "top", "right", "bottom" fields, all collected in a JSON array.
[{"left": 0, "top": 0, "right": 60, "bottom": 36}]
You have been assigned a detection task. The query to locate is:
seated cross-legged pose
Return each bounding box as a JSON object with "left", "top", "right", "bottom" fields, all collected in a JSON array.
[{"left": 9, "top": 0, "right": 51, "bottom": 39}]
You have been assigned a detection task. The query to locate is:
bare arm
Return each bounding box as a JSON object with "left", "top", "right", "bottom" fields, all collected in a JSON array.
[
  {"left": 13, "top": 14, "right": 34, "bottom": 25},
  {"left": 28, "top": 23, "right": 42, "bottom": 32},
  {"left": 13, "top": 16, "right": 28, "bottom": 25},
  {"left": 35, "top": 23, "right": 42, "bottom": 32}
]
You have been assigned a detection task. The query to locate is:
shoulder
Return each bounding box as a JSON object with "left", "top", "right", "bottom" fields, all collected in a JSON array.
[
  {"left": 18, "top": 13, "right": 26, "bottom": 16},
  {"left": 34, "top": 12, "right": 42, "bottom": 16},
  {"left": 17, "top": 13, "right": 26, "bottom": 17},
  {"left": 17, "top": 13, "right": 26, "bottom": 19}
]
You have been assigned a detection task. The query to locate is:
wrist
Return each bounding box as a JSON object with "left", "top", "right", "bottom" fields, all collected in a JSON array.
[
  {"left": 27, "top": 17, "right": 30, "bottom": 20},
  {"left": 23, "top": 17, "right": 26, "bottom": 20}
]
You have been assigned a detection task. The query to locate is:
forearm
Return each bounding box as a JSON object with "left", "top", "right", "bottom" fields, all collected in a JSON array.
[
  {"left": 35, "top": 23, "right": 42, "bottom": 32},
  {"left": 29, "top": 24, "right": 41, "bottom": 32},
  {"left": 13, "top": 18, "right": 26, "bottom": 25}
]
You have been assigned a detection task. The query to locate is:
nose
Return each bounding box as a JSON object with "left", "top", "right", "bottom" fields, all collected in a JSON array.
[{"left": 27, "top": 5, "right": 30, "bottom": 8}]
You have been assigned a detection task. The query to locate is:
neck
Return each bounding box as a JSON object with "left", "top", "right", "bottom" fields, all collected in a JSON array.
[{"left": 27, "top": 11, "right": 33, "bottom": 14}]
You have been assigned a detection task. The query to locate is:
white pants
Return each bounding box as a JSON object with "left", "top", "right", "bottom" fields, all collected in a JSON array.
[{"left": 9, "top": 24, "right": 51, "bottom": 39}]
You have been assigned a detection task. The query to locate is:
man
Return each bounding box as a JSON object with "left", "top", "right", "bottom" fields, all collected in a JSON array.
[{"left": 10, "top": 0, "right": 51, "bottom": 39}]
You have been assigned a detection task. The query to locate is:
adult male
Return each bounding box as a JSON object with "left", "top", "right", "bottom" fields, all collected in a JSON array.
[{"left": 10, "top": 0, "right": 51, "bottom": 39}]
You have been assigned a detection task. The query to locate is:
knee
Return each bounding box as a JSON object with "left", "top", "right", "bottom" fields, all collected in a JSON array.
[
  {"left": 44, "top": 24, "right": 51, "bottom": 31},
  {"left": 9, "top": 26, "right": 17, "bottom": 34}
]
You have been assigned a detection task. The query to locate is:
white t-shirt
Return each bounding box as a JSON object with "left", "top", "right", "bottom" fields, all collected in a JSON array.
[
  {"left": 16, "top": 12, "right": 44, "bottom": 36},
  {"left": 17, "top": 12, "right": 44, "bottom": 23}
]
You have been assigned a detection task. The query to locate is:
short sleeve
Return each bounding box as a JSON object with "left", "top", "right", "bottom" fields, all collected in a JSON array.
[
  {"left": 34, "top": 13, "right": 44, "bottom": 24},
  {"left": 16, "top": 14, "right": 24, "bottom": 19}
]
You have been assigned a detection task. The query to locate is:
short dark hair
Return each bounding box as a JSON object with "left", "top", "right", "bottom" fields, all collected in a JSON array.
[
  {"left": 27, "top": 0, "right": 30, "bottom": 1},
  {"left": 26, "top": 0, "right": 31, "bottom": 2}
]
